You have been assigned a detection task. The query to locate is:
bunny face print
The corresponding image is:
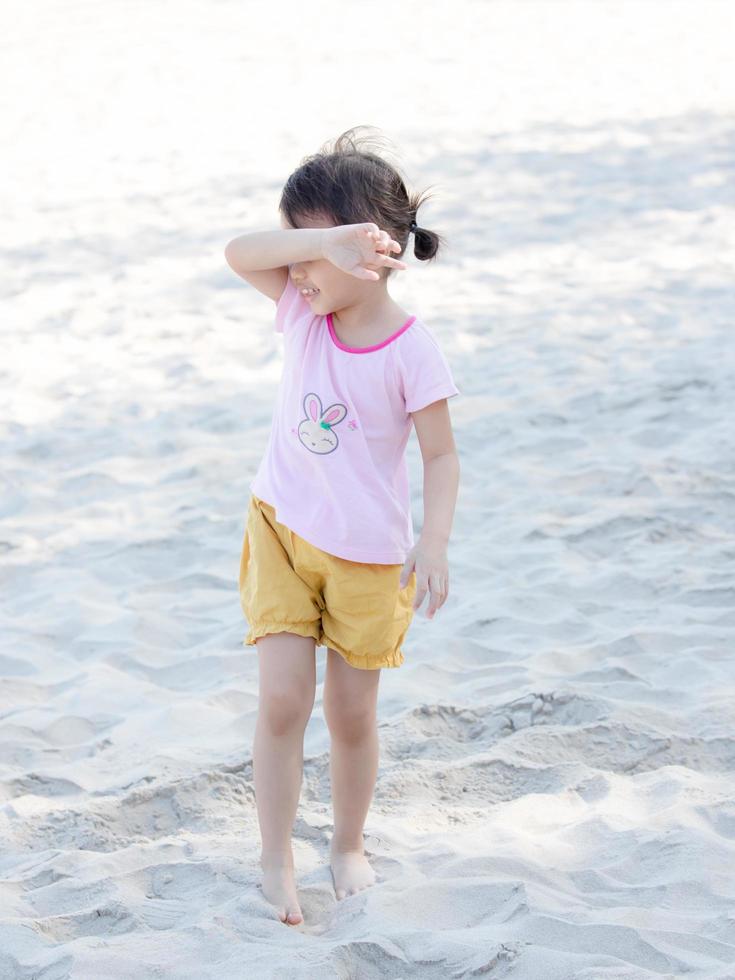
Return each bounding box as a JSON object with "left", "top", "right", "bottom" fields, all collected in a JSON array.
[{"left": 298, "top": 392, "right": 347, "bottom": 454}]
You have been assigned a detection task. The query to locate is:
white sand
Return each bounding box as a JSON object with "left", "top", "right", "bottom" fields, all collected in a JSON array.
[{"left": 2, "top": 1, "right": 735, "bottom": 977}]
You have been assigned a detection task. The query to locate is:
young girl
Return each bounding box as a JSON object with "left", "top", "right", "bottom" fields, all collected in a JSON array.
[{"left": 224, "top": 127, "right": 460, "bottom": 926}]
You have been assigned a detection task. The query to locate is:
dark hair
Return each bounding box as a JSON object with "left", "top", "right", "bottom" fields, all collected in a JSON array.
[{"left": 279, "top": 125, "right": 447, "bottom": 278}]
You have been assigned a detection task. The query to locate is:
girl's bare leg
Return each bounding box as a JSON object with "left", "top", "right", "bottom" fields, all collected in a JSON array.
[
  {"left": 253, "top": 632, "right": 316, "bottom": 925},
  {"left": 323, "top": 648, "right": 381, "bottom": 900}
]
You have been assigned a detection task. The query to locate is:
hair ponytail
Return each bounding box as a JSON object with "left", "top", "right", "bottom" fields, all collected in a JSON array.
[{"left": 410, "top": 217, "right": 442, "bottom": 262}]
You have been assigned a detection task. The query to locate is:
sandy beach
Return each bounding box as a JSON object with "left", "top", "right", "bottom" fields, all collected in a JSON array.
[{"left": 2, "top": 1, "right": 735, "bottom": 977}]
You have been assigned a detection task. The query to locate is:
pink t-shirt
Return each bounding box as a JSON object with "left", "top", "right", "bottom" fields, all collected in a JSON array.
[{"left": 249, "top": 275, "right": 460, "bottom": 563}]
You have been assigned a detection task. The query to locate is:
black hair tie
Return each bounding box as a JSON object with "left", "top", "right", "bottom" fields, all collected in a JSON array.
[{"left": 409, "top": 219, "right": 418, "bottom": 234}]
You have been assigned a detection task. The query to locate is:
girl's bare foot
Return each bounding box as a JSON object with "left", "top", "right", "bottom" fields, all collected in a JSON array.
[
  {"left": 260, "top": 852, "right": 303, "bottom": 925},
  {"left": 330, "top": 842, "right": 376, "bottom": 900}
]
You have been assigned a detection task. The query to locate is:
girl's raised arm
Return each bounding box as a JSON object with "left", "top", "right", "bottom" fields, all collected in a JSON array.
[
  {"left": 224, "top": 229, "right": 325, "bottom": 302},
  {"left": 224, "top": 223, "right": 407, "bottom": 301},
  {"left": 225, "top": 228, "right": 326, "bottom": 272}
]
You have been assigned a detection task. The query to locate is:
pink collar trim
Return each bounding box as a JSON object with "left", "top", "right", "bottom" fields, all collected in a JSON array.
[{"left": 326, "top": 311, "right": 416, "bottom": 353}]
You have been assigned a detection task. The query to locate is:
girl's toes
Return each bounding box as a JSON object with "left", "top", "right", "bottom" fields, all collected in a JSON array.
[
  {"left": 336, "top": 888, "right": 346, "bottom": 900},
  {"left": 286, "top": 908, "right": 303, "bottom": 924}
]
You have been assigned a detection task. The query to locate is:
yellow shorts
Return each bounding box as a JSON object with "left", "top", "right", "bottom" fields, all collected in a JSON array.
[{"left": 238, "top": 494, "right": 417, "bottom": 670}]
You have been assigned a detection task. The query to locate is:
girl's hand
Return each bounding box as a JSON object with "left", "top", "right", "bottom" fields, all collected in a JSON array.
[
  {"left": 322, "top": 223, "right": 408, "bottom": 281},
  {"left": 399, "top": 539, "right": 449, "bottom": 620}
]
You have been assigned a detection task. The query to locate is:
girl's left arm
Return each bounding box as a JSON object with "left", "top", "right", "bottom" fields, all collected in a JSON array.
[{"left": 399, "top": 399, "right": 460, "bottom": 618}]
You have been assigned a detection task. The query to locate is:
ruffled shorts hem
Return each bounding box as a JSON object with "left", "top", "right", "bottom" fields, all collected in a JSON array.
[
  {"left": 243, "top": 622, "right": 320, "bottom": 647},
  {"left": 242, "top": 623, "right": 405, "bottom": 670},
  {"left": 318, "top": 629, "right": 405, "bottom": 670}
]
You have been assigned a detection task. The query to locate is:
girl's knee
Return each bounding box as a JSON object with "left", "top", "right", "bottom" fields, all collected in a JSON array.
[
  {"left": 259, "top": 689, "right": 313, "bottom": 735},
  {"left": 324, "top": 702, "right": 376, "bottom": 742}
]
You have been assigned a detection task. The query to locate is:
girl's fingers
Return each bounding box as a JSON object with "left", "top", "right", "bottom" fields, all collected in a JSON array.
[
  {"left": 427, "top": 574, "right": 448, "bottom": 618},
  {"left": 367, "top": 229, "right": 400, "bottom": 251},
  {"left": 361, "top": 229, "right": 406, "bottom": 271}
]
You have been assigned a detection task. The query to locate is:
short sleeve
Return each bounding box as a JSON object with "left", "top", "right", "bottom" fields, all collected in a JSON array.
[
  {"left": 396, "top": 325, "right": 460, "bottom": 413},
  {"left": 274, "top": 274, "right": 311, "bottom": 334}
]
